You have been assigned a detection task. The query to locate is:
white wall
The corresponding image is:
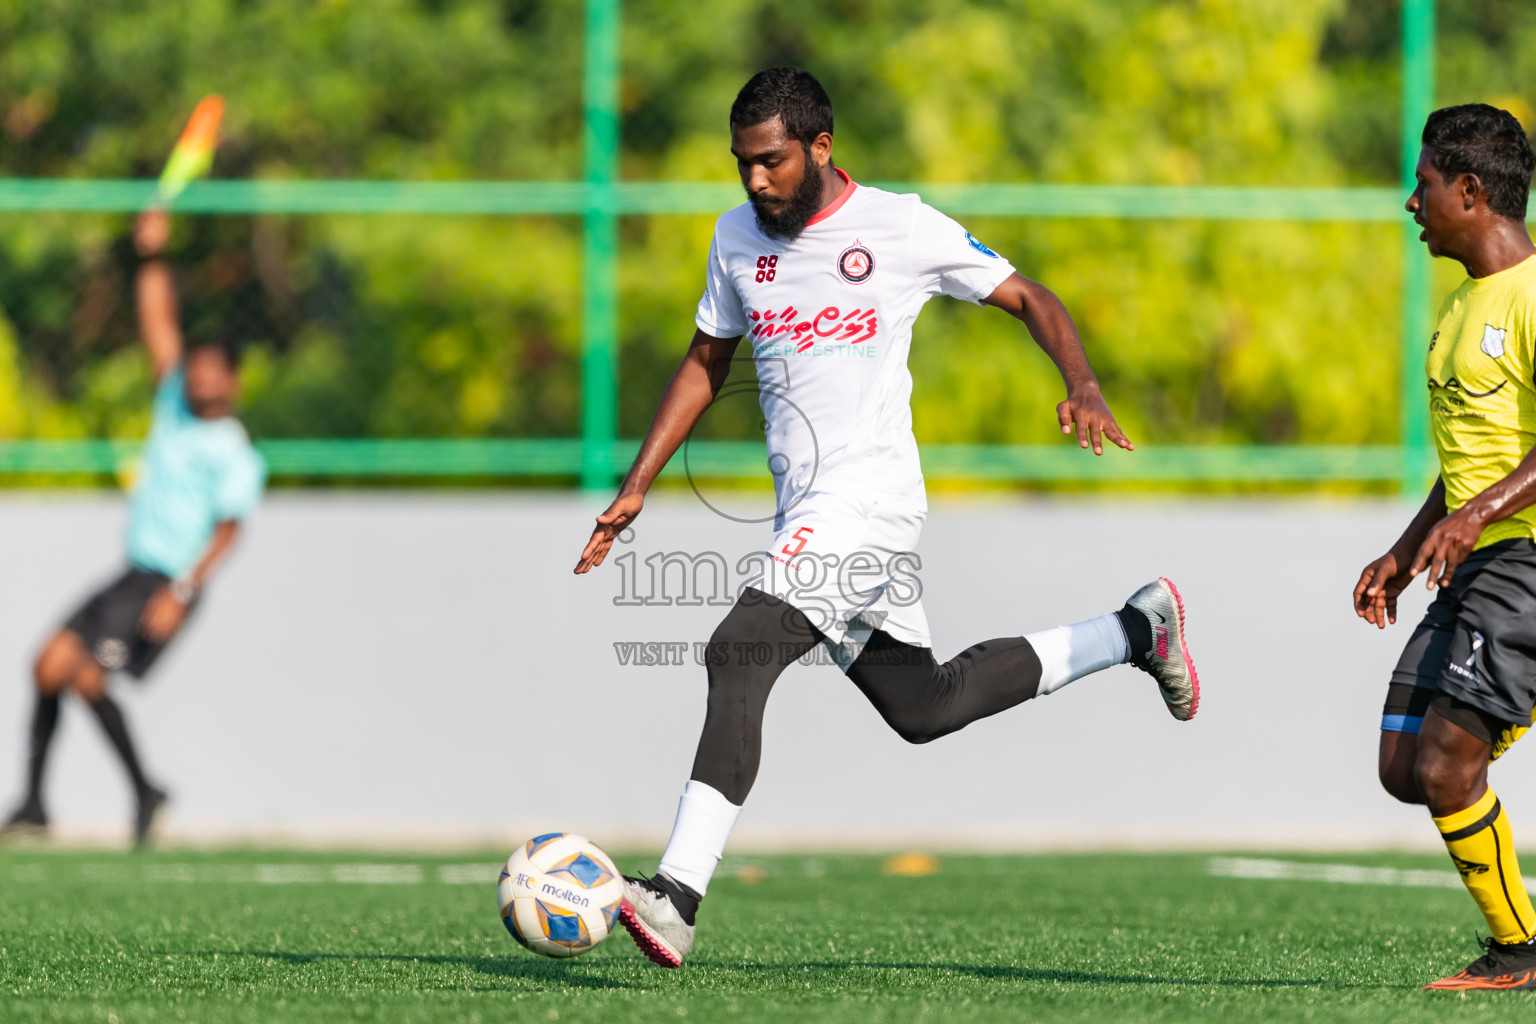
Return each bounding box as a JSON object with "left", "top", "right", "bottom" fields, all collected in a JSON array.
[{"left": 0, "top": 491, "right": 1517, "bottom": 851}]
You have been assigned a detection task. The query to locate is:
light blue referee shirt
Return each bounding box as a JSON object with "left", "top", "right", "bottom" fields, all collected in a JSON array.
[{"left": 125, "top": 365, "right": 266, "bottom": 579}]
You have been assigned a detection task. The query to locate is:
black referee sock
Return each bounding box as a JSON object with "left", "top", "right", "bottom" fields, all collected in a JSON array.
[
  {"left": 88, "top": 695, "right": 153, "bottom": 798},
  {"left": 1115, "top": 604, "right": 1154, "bottom": 661},
  {"left": 23, "top": 693, "right": 61, "bottom": 809}
]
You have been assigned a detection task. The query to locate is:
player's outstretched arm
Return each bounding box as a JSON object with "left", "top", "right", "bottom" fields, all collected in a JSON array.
[
  {"left": 573, "top": 329, "right": 741, "bottom": 574},
  {"left": 982, "top": 273, "right": 1131, "bottom": 456},
  {"left": 133, "top": 210, "right": 183, "bottom": 385},
  {"left": 1353, "top": 477, "right": 1447, "bottom": 628},
  {"left": 139, "top": 520, "right": 241, "bottom": 642}
]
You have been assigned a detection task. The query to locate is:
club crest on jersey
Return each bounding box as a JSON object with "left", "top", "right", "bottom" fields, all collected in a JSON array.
[
  {"left": 965, "top": 231, "right": 1000, "bottom": 258},
  {"left": 1482, "top": 324, "right": 1507, "bottom": 359},
  {"left": 837, "top": 242, "right": 875, "bottom": 284}
]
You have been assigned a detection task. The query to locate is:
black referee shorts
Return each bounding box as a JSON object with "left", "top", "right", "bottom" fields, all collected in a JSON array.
[
  {"left": 1381, "top": 539, "right": 1536, "bottom": 759},
  {"left": 61, "top": 567, "right": 197, "bottom": 679}
]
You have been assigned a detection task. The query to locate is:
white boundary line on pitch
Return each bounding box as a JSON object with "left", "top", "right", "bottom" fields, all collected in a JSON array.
[
  {"left": 5, "top": 862, "right": 499, "bottom": 885},
  {"left": 1209, "top": 856, "right": 1536, "bottom": 892},
  {"left": 6, "top": 858, "right": 817, "bottom": 886},
  {"left": 26, "top": 855, "right": 1530, "bottom": 889}
]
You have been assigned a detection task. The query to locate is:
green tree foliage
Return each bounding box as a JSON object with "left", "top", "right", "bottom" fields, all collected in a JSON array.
[
  {"left": 0, "top": 0, "right": 1531, "bottom": 461},
  {"left": 0, "top": 0, "right": 586, "bottom": 442}
]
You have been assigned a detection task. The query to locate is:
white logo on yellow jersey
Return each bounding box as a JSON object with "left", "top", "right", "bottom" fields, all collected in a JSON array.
[{"left": 1482, "top": 324, "right": 1507, "bottom": 359}]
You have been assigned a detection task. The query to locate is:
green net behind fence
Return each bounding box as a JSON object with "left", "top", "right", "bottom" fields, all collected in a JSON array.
[{"left": 0, "top": 0, "right": 1495, "bottom": 490}]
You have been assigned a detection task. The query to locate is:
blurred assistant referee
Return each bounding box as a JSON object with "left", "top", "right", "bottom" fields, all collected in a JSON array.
[{"left": 2, "top": 210, "right": 266, "bottom": 847}]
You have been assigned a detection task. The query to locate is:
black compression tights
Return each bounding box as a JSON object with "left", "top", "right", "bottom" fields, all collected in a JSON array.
[{"left": 689, "top": 587, "right": 1044, "bottom": 805}]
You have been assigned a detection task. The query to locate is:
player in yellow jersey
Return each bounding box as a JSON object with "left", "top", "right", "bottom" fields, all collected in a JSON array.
[{"left": 1355, "top": 104, "right": 1536, "bottom": 990}]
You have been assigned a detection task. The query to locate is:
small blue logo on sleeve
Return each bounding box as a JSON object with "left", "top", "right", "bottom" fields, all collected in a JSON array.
[{"left": 965, "top": 231, "right": 1000, "bottom": 258}]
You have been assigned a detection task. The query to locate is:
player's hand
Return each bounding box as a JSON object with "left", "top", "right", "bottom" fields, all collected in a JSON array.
[
  {"left": 134, "top": 210, "right": 170, "bottom": 258},
  {"left": 1057, "top": 382, "right": 1133, "bottom": 456},
  {"left": 1409, "top": 507, "right": 1484, "bottom": 592},
  {"left": 574, "top": 491, "right": 644, "bottom": 574},
  {"left": 139, "top": 585, "right": 188, "bottom": 642},
  {"left": 1353, "top": 549, "right": 1414, "bottom": 628}
]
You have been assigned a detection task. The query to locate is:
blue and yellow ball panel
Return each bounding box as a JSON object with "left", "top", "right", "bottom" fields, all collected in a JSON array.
[
  {"left": 546, "top": 852, "right": 615, "bottom": 890},
  {"left": 503, "top": 908, "right": 531, "bottom": 948},
  {"left": 600, "top": 898, "right": 622, "bottom": 932},
  {"left": 525, "top": 832, "right": 566, "bottom": 859},
  {"left": 535, "top": 899, "right": 593, "bottom": 949}
]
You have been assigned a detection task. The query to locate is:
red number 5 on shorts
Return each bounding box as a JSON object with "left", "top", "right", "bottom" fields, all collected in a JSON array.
[{"left": 780, "top": 526, "right": 814, "bottom": 557}]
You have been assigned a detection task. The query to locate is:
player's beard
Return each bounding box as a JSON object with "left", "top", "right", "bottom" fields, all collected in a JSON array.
[{"left": 749, "top": 150, "right": 826, "bottom": 241}]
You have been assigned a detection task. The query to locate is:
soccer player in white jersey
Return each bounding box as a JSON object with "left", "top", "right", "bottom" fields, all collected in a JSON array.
[
  {"left": 1, "top": 210, "right": 265, "bottom": 847},
  {"left": 573, "top": 68, "right": 1200, "bottom": 967}
]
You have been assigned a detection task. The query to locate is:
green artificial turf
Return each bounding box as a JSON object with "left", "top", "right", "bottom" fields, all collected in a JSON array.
[{"left": 2, "top": 847, "right": 1533, "bottom": 1023}]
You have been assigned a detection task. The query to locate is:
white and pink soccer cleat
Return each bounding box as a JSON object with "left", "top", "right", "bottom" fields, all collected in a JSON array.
[
  {"left": 619, "top": 874, "right": 696, "bottom": 968},
  {"left": 1125, "top": 577, "right": 1200, "bottom": 721}
]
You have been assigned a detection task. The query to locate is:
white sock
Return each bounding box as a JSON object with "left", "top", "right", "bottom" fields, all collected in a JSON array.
[
  {"left": 657, "top": 780, "right": 741, "bottom": 897},
  {"left": 1024, "top": 613, "right": 1130, "bottom": 696}
]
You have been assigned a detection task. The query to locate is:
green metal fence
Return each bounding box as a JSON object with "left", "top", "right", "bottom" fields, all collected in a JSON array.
[{"left": 0, "top": 0, "right": 1441, "bottom": 490}]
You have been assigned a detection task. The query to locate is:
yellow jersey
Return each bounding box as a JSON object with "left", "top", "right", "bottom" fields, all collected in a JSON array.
[{"left": 1427, "top": 254, "right": 1536, "bottom": 549}]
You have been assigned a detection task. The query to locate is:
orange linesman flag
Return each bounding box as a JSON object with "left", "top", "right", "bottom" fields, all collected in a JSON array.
[{"left": 155, "top": 95, "right": 224, "bottom": 204}]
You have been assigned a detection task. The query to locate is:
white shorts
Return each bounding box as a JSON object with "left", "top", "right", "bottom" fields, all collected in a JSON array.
[{"left": 753, "top": 489, "right": 930, "bottom": 670}]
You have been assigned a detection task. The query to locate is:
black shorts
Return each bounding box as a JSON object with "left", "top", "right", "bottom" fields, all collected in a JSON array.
[
  {"left": 62, "top": 568, "right": 195, "bottom": 679},
  {"left": 1382, "top": 538, "right": 1536, "bottom": 757}
]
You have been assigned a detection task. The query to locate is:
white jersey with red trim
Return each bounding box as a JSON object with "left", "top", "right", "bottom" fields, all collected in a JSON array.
[
  {"left": 693, "top": 171, "right": 1016, "bottom": 658},
  {"left": 694, "top": 171, "right": 1016, "bottom": 513}
]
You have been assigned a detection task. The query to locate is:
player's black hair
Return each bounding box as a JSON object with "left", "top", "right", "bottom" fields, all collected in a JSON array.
[
  {"left": 730, "top": 67, "right": 833, "bottom": 145},
  {"left": 1422, "top": 104, "right": 1536, "bottom": 220},
  {"left": 185, "top": 336, "right": 242, "bottom": 371}
]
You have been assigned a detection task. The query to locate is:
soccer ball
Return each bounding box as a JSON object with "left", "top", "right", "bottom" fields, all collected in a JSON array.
[{"left": 498, "top": 832, "right": 626, "bottom": 958}]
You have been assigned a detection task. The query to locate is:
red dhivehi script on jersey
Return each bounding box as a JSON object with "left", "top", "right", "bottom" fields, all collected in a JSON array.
[{"left": 747, "top": 305, "right": 879, "bottom": 353}]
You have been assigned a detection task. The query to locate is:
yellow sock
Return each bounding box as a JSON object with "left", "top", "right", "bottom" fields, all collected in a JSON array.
[{"left": 1434, "top": 787, "right": 1536, "bottom": 944}]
